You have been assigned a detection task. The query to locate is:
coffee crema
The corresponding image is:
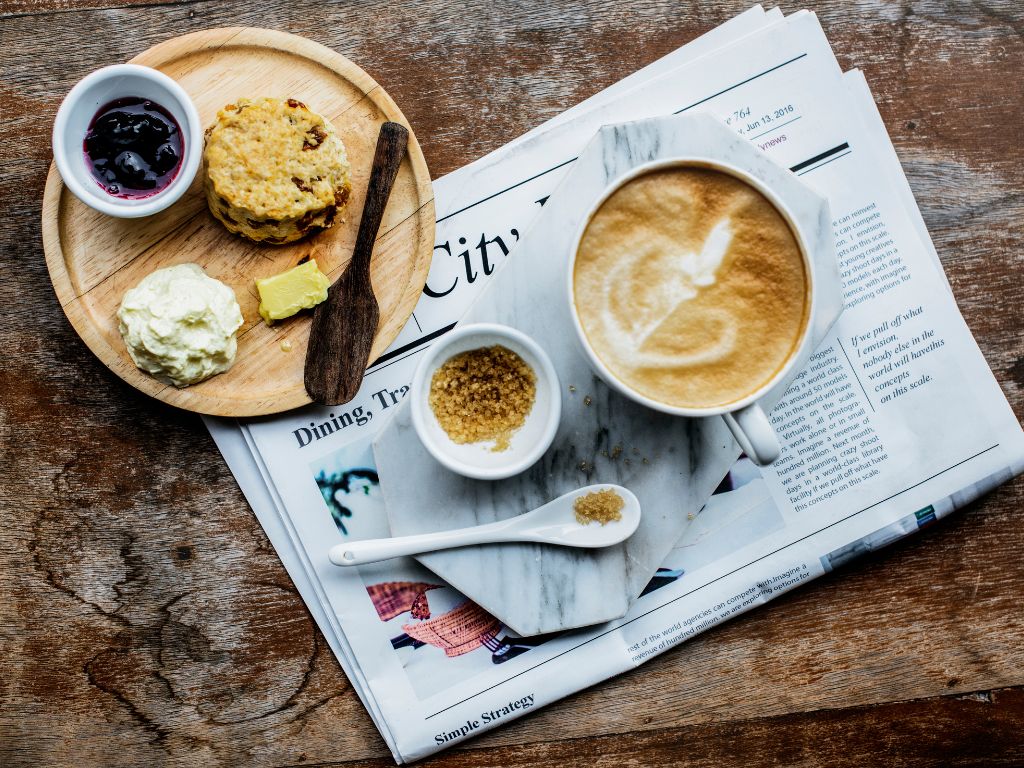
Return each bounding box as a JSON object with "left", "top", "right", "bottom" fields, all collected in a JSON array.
[{"left": 573, "top": 166, "right": 809, "bottom": 409}]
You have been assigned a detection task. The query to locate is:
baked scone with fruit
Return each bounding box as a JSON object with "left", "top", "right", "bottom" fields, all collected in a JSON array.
[{"left": 203, "top": 97, "right": 351, "bottom": 244}]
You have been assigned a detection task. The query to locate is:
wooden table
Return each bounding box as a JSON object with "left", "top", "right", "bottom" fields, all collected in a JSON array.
[{"left": 2, "top": 1, "right": 1022, "bottom": 765}]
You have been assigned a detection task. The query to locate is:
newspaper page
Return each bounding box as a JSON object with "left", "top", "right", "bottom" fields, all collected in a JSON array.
[
  {"left": 205, "top": 6, "right": 774, "bottom": 757},
  {"left": 206, "top": 1, "right": 778, "bottom": 747},
  {"left": 207, "top": 10, "right": 1024, "bottom": 763},
  {"left": 205, "top": 6, "right": 779, "bottom": 756}
]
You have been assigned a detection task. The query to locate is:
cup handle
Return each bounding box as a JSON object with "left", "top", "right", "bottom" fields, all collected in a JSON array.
[{"left": 722, "top": 403, "right": 781, "bottom": 466}]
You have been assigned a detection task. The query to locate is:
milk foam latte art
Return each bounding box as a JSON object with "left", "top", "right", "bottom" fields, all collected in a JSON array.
[{"left": 572, "top": 166, "right": 810, "bottom": 410}]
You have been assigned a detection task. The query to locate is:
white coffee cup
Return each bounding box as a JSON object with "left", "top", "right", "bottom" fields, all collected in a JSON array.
[{"left": 566, "top": 158, "right": 817, "bottom": 466}]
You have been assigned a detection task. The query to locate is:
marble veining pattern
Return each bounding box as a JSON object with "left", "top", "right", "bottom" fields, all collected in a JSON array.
[{"left": 375, "top": 113, "right": 843, "bottom": 636}]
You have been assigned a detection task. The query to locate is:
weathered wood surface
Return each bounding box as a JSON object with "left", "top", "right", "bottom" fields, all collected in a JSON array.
[{"left": 1, "top": 1, "right": 1022, "bottom": 766}]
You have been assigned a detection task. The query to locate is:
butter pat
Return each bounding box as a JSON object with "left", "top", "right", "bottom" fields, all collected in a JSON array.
[
  {"left": 118, "top": 263, "right": 243, "bottom": 388},
  {"left": 256, "top": 259, "right": 331, "bottom": 324}
]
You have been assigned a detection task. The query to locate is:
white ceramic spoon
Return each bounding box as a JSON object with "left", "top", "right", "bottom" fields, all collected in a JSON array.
[{"left": 328, "top": 484, "right": 641, "bottom": 566}]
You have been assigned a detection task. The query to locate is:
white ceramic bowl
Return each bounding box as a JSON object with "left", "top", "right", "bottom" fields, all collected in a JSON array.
[
  {"left": 410, "top": 323, "right": 561, "bottom": 481},
  {"left": 52, "top": 64, "right": 203, "bottom": 218}
]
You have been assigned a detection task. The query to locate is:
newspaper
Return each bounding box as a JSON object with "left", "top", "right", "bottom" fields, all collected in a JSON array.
[{"left": 206, "top": 7, "right": 1024, "bottom": 763}]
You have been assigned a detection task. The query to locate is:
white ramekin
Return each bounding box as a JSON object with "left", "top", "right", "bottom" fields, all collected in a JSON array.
[
  {"left": 52, "top": 64, "right": 202, "bottom": 219},
  {"left": 410, "top": 323, "right": 561, "bottom": 481}
]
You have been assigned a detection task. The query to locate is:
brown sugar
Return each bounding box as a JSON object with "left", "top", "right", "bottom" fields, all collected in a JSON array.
[
  {"left": 573, "top": 488, "right": 625, "bottom": 525},
  {"left": 428, "top": 345, "right": 536, "bottom": 452}
]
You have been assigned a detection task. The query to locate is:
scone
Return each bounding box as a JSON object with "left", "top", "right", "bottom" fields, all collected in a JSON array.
[{"left": 203, "top": 97, "right": 351, "bottom": 244}]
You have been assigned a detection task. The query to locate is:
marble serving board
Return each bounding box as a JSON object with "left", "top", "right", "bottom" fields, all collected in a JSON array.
[{"left": 374, "top": 113, "right": 842, "bottom": 636}]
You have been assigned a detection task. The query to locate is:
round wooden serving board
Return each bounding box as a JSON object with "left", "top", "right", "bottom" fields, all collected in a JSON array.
[{"left": 42, "top": 27, "right": 435, "bottom": 417}]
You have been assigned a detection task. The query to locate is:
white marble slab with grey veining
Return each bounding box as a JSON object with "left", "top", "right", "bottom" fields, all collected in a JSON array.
[{"left": 374, "top": 113, "right": 842, "bottom": 636}]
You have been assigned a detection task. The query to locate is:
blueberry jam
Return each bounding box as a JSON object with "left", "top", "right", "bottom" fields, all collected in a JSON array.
[{"left": 83, "top": 98, "right": 183, "bottom": 198}]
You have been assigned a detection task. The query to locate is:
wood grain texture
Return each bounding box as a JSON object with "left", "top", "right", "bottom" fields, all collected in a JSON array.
[
  {"left": 2, "top": 1, "right": 1022, "bottom": 767},
  {"left": 41, "top": 27, "right": 435, "bottom": 416}
]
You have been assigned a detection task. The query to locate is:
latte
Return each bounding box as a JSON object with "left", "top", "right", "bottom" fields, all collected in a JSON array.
[{"left": 572, "top": 166, "right": 809, "bottom": 409}]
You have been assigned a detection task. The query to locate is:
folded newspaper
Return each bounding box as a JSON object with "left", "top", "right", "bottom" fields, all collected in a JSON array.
[{"left": 207, "top": 6, "right": 1024, "bottom": 762}]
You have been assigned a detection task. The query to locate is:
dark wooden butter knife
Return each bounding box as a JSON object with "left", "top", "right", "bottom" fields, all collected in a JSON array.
[{"left": 304, "top": 121, "right": 409, "bottom": 405}]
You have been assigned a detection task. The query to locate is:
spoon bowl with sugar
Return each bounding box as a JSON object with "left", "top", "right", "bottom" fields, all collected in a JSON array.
[{"left": 328, "top": 484, "right": 641, "bottom": 566}]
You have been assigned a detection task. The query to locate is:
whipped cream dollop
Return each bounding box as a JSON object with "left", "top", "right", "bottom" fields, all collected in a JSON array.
[{"left": 117, "top": 263, "right": 243, "bottom": 387}]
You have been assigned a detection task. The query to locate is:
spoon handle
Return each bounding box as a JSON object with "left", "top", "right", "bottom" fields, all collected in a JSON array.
[
  {"left": 329, "top": 518, "right": 521, "bottom": 566},
  {"left": 350, "top": 121, "right": 409, "bottom": 279}
]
